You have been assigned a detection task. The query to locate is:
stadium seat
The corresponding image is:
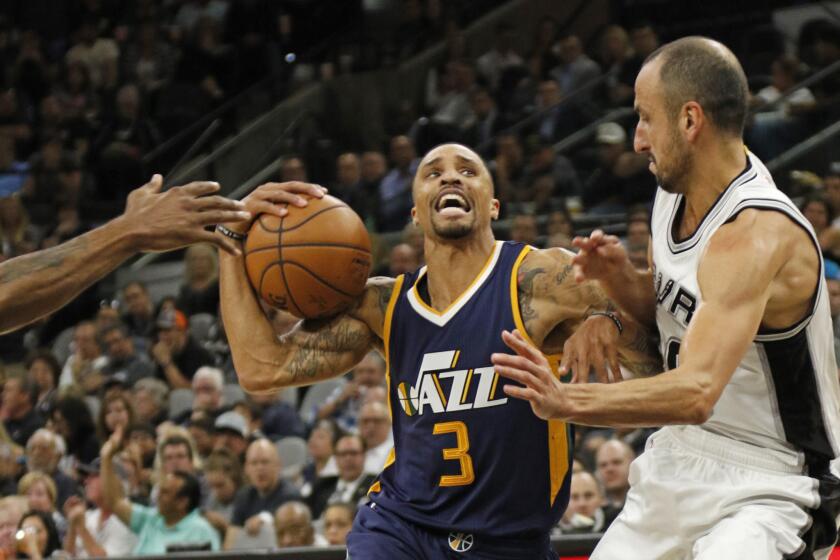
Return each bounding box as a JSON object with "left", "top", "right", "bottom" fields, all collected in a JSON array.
[
  {"left": 298, "top": 378, "right": 344, "bottom": 425},
  {"left": 168, "top": 388, "right": 194, "bottom": 419},
  {"left": 276, "top": 436, "right": 308, "bottom": 478},
  {"left": 222, "top": 383, "right": 246, "bottom": 406}
]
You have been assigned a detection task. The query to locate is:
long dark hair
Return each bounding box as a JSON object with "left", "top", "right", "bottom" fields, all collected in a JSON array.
[
  {"left": 51, "top": 395, "right": 96, "bottom": 454},
  {"left": 18, "top": 510, "right": 60, "bottom": 558}
]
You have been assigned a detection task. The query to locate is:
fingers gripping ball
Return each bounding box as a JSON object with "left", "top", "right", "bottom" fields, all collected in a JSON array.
[{"left": 244, "top": 195, "right": 372, "bottom": 319}]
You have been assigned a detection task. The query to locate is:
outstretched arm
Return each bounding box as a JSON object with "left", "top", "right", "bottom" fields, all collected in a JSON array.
[
  {"left": 0, "top": 175, "right": 248, "bottom": 334},
  {"left": 218, "top": 182, "right": 394, "bottom": 394},
  {"left": 517, "top": 248, "right": 661, "bottom": 382},
  {"left": 495, "top": 210, "right": 803, "bottom": 427},
  {"left": 571, "top": 230, "right": 657, "bottom": 327}
]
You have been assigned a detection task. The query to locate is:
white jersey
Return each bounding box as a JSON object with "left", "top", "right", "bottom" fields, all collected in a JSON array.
[{"left": 650, "top": 150, "right": 840, "bottom": 471}]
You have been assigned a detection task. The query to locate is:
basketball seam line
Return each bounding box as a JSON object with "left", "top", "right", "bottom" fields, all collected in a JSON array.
[
  {"left": 255, "top": 258, "right": 360, "bottom": 299},
  {"left": 256, "top": 204, "right": 348, "bottom": 233},
  {"left": 277, "top": 215, "right": 303, "bottom": 317},
  {"left": 244, "top": 242, "right": 371, "bottom": 256}
]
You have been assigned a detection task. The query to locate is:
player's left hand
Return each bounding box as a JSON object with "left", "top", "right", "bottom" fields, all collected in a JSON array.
[
  {"left": 492, "top": 330, "right": 570, "bottom": 421},
  {"left": 560, "top": 314, "right": 623, "bottom": 383}
]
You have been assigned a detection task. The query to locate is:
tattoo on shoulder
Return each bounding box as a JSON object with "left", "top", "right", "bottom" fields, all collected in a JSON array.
[
  {"left": 517, "top": 264, "right": 546, "bottom": 323},
  {"left": 0, "top": 236, "right": 88, "bottom": 283}
]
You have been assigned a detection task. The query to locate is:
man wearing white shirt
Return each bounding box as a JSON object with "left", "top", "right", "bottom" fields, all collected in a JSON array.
[
  {"left": 307, "top": 435, "right": 376, "bottom": 518},
  {"left": 358, "top": 402, "right": 393, "bottom": 475},
  {"left": 63, "top": 459, "right": 137, "bottom": 557}
]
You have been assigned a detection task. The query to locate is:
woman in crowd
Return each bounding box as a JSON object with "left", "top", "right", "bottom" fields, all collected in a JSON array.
[
  {"left": 96, "top": 393, "right": 135, "bottom": 443},
  {"left": 48, "top": 396, "right": 99, "bottom": 466},
  {"left": 322, "top": 502, "right": 355, "bottom": 546},
  {"left": 25, "top": 351, "right": 61, "bottom": 419},
  {"left": 15, "top": 510, "right": 62, "bottom": 559},
  {"left": 299, "top": 419, "right": 340, "bottom": 498},
  {"left": 17, "top": 473, "right": 65, "bottom": 541},
  {"left": 176, "top": 242, "right": 219, "bottom": 317}
]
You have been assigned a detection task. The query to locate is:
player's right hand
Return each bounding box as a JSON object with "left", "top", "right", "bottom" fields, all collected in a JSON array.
[
  {"left": 223, "top": 181, "right": 328, "bottom": 236},
  {"left": 571, "top": 230, "right": 630, "bottom": 283}
]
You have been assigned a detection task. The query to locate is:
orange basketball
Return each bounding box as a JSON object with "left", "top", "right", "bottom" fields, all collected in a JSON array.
[{"left": 244, "top": 195, "right": 372, "bottom": 319}]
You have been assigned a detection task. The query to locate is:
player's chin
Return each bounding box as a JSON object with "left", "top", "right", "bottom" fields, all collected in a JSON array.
[{"left": 431, "top": 216, "right": 475, "bottom": 239}]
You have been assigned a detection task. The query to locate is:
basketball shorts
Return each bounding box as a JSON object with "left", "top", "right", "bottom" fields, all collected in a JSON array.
[
  {"left": 592, "top": 425, "right": 840, "bottom": 560},
  {"left": 346, "top": 501, "right": 557, "bottom": 560}
]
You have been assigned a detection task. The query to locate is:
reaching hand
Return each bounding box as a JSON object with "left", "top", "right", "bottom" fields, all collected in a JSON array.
[
  {"left": 491, "top": 330, "right": 569, "bottom": 421},
  {"left": 119, "top": 174, "right": 251, "bottom": 255},
  {"left": 571, "top": 230, "right": 631, "bottom": 283},
  {"left": 560, "top": 315, "right": 623, "bottom": 383},
  {"left": 222, "top": 181, "right": 328, "bottom": 236},
  {"left": 101, "top": 426, "right": 124, "bottom": 459},
  {"left": 63, "top": 495, "right": 87, "bottom": 526},
  {"left": 244, "top": 514, "right": 264, "bottom": 536}
]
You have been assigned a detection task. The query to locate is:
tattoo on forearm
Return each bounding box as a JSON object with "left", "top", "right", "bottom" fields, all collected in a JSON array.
[
  {"left": 0, "top": 236, "right": 89, "bottom": 283},
  {"left": 285, "top": 318, "right": 370, "bottom": 382}
]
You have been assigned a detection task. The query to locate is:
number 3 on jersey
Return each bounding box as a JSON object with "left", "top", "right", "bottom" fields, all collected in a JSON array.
[{"left": 433, "top": 421, "right": 475, "bottom": 487}]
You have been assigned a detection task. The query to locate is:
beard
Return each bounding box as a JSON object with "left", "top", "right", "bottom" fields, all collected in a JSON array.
[
  {"left": 655, "top": 134, "right": 692, "bottom": 194},
  {"left": 430, "top": 212, "right": 477, "bottom": 239}
]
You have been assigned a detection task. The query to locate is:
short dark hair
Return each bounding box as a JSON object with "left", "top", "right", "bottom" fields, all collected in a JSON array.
[
  {"left": 645, "top": 36, "right": 749, "bottom": 137},
  {"left": 162, "top": 435, "right": 194, "bottom": 461},
  {"left": 173, "top": 470, "right": 202, "bottom": 512},
  {"left": 24, "top": 349, "right": 61, "bottom": 388},
  {"left": 7, "top": 374, "right": 38, "bottom": 407},
  {"left": 802, "top": 194, "right": 835, "bottom": 223},
  {"left": 19, "top": 510, "right": 61, "bottom": 557},
  {"left": 336, "top": 433, "right": 367, "bottom": 453}
]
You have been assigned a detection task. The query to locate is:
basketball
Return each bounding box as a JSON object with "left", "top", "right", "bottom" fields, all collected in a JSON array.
[{"left": 243, "top": 195, "right": 372, "bottom": 319}]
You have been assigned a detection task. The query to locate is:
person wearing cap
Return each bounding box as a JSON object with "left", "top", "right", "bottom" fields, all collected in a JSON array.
[
  {"left": 151, "top": 307, "right": 215, "bottom": 389},
  {"left": 582, "top": 121, "right": 655, "bottom": 213},
  {"left": 213, "top": 411, "right": 249, "bottom": 460},
  {"left": 62, "top": 458, "right": 137, "bottom": 557},
  {"left": 100, "top": 427, "right": 220, "bottom": 554},
  {"left": 99, "top": 323, "right": 155, "bottom": 388}
]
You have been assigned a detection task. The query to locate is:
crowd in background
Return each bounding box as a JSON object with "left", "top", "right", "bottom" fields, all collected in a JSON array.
[{"left": 0, "top": 0, "right": 839, "bottom": 557}]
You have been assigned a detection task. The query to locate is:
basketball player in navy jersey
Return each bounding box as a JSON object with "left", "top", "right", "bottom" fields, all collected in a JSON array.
[
  {"left": 493, "top": 38, "right": 840, "bottom": 559},
  {"left": 218, "top": 144, "right": 659, "bottom": 559}
]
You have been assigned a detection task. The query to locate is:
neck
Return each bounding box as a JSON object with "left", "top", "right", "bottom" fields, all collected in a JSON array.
[
  {"left": 422, "top": 231, "right": 496, "bottom": 312},
  {"left": 680, "top": 137, "right": 747, "bottom": 234},
  {"left": 163, "top": 511, "right": 186, "bottom": 527}
]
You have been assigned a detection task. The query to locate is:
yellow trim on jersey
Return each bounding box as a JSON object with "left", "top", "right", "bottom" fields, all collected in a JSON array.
[
  {"left": 383, "top": 275, "right": 405, "bottom": 417},
  {"left": 451, "top": 350, "right": 461, "bottom": 368},
  {"left": 509, "top": 245, "right": 569, "bottom": 505},
  {"left": 411, "top": 242, "right": 500, "bottom": 316},
  {"left": 367, "top": 445, "right": 397, "bottom": 496},
  {"left": 432, "top": 374, "right": 447, "bottom": 406},
  {"left": 461, "top": 369, "right": 474, "bottom": 404},
  {"left": 489, "top": 371, "right": 500, "bottom": 399}
]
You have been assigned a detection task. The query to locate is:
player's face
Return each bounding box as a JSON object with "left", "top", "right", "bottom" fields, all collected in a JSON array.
[
  {"left": 411, "top": 144, "right": 499, "bottom": 241},
  {"left": 633, "top": 61, "right": 692, "bottom": 194}
]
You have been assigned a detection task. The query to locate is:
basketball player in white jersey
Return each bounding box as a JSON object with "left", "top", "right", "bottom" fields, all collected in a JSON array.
[{"left": 491, "top": 37, "right": 840, "bottom": 559}]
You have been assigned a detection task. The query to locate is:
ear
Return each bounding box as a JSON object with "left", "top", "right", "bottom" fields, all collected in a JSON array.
[
  {"left": 490, "top": 198, "right": 500, "bottom": 220},
  {"left": 410, "top": 206, "right": 419, "bottom": 226},
  {"left": 682, "top": 101, "right": 703, "bottom": 142}
]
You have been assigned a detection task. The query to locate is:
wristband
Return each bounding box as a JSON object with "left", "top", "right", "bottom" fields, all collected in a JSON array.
[
  {"left": 587, "top": 310, "right": 623, "bottom": 334},
  {"left": 216, "top": 224, "right": 246, "bottom": 241}
]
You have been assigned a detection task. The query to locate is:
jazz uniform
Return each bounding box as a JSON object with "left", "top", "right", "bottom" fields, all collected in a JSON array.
[
  {"left": 347, "top": 240, "right": 572, "bottom": 559},
  {"left": 593, "top": 151, "right": 840, "bottom": 559}
]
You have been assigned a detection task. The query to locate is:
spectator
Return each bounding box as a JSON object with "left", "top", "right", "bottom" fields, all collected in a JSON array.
[
  {"left": 300, "top": 420, "right": 339, "bottom": 499},
  {"left": 556, "top": 470, "right": 618, "bottom": 534},
  {"left": 401, "top": 222, "right": 425, "bottom": 265},
  {"left": 212, "top": 411, "right": 249, "bottom": 460},
  {"left": 202, "top": 450, "right": 242, "bottom": 536},
  {"left": 174, "top": 366, "right": 226, "bottom": 425},
  {"left": 15, "top": 509, "right": 62, "bottom": 560},
  {"left": 2, "top": 374, "right": 43, "bottom": 447},
  {"left": 510, "top": 214, "right": 538, "bottom": 246},
  {"left": 611, "top": 21, "right": 660, "bottom": 107},
  {"left": 0, "top": 425, "right": 21, "bottom": 497},
  {"left": 358, "top": 401, "right": 392, "bottom": 475},
  {"left": 22, "top": 136, "right": 81, "bottom": 231},
  {"left": 550, "top": 34, "right": 601, "bottom": 96},
  {"left": 598, "top": 25, "right": 632, "bottom": 94},
  {"left": 96, "top": 393, "right": 135, "bottom": 443},
  {"left": 315, "top": 352, "right": 386, "bottom": 432},
  {"left": 547, "top": 209, "right": 575, "bottom": 238},
  {"left": 58, "top": 321, "right": 107, "bottom": 394},
  {"left": 132, "top": 378, "right": 169, "bottom": 427},
  {"left": 176, "top": 243, "right": 219, "bottom": 317},
  {"left": 24, "top": 351, "right": 60, "bottom": 419},
  {"left": 154, "top": 432, "right": 201, "bottom": 485},
  {"left": 307, "top": 434, "right": 376, "bottom": 519},
  {"left": 274, "top": 501, "right": 325, "bottom": 548},
  {"left": 62, "top": 459, "right": 137, "bottom": 557},
  {"left": 49, "top": 395, "right": 99, "bottom": 466},
  {"left": 0, "top": 496, "right": 28, "bottom": 560},
  {"left": 463, "top": 87, "right": 504, "bottom": 153},
  {"left": 0, "top": 195, "right": 36, "bottom": 259},
  {"left": 101, "top": 429, "right": 220, "bottom": 554},
  {"left": 122, "top": 424, "right": 157, "bottom": 502},
  {"left": 99, "top": 323, "right": 155, "bottom": 387},
  {"left": 17, "top": 472, "right": 65, "bottom": 540},
  {"left": 387, "top": 243, "right": 420, "bottom": 276},
  {"left": 377, "top": 136, "right": 418, "bottom": 232},
  {"left": 249, "top": 392, "right": 306, "bottom": 441},
  {"left": 65, "top": 18, "right": 119, "bottom": 89},
  {"left": 802, "top": 195, "right": 840, "bottom": 262},
  {"left": 476, "top": 22, "right": 523, "bottom": 92},
  {"left": 322, "top": 502, "right": 355, "bottom": 546},
  {"left": 120, "top": 281, "right": 155, "bottom": 343},
  {"left": 23, "top": 430, "right": 79, "bottom": 509},
  {"left": 520, "top": 142, "right": 581, "bottom": 201},
  {"left": 332, "top": 152, "right": 362, "bottom": 207},
  {"left": 429, "top": 59, "right": 477, "bottom": 130},
  {"left": 280, "top": 156, "right": 307, "bottom": 183},
  {"left": 187, "top": 415, "right": 215, "bottom": 459},
  {"left": 626, "top": 217, "right": 650, "bottom": 248},
  {"left": 151, "top": 307, "right": 215, "bottom": 389},
  {"left": 489, "top": 133, "right": 526, "bottom": 206},
  {"left": 525, "top": 17, "right": 560, "bottom": 82},
  {"left": 121, "top": 20, "right": 176, "bottom": 94},
  {"left": 595, "top": 439, "right": 634, "bottom": 510},
  {"left": 582, "top": 122, "right": 654, "bottom": 213},
  {"left": 227, "top": 439, "right": 300, "bottom": 547},
  {"left": 360, "top": 151, "right": 387, "bottom": 194}
]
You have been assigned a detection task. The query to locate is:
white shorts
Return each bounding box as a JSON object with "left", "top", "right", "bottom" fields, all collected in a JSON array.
[{"left": 592, "top": 425, "right": 840, "bottom": 560}]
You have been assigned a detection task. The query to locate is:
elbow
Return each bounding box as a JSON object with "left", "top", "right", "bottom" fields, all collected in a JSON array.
[
  {"left": 233, "top": 355, "right": 287, "bottom": 395},
  {"left": 686, "top": 401, "right": 713, "bottom": 425},
  {"left": 685, "top": 378, "right": 716, "bottom": 425}
]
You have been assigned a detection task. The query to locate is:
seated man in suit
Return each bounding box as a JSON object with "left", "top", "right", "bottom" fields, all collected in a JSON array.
[{"left": 306, "top": 434, "right": 376, "bottom": 519}]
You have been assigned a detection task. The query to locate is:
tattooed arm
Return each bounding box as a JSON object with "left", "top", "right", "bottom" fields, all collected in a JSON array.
[
  {"left": 517, "top": 248, "right": 661, "bottom": 381},
  {"left": 0, "top": 175, "right": 248, "bottom": 334},
  {"left": 220, "top": 239, "right": 394, "bottom": 393}
]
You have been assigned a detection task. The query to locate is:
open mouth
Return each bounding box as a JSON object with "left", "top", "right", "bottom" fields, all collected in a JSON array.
[{"left": 434, "top": 191, "right": 472, "bottom": 216}]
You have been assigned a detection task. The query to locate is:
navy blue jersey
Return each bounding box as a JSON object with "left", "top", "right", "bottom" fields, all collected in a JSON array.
[{"left": 369, "top": 240, "right": 572, "bottom": 539}]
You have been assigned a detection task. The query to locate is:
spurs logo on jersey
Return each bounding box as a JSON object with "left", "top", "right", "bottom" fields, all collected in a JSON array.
[
  {"left": 653, "top": 264, "right": 698, "bottom": 326},
  {"left": 396, "top": 350, "right": 507, "bottom": 416}
]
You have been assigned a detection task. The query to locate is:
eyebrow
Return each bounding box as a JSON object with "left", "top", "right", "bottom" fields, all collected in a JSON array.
[{"left": 421, "top": 157, "right": 442, "bottom": 170}]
